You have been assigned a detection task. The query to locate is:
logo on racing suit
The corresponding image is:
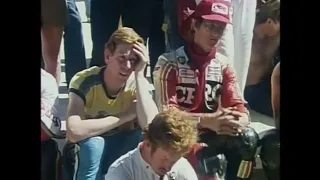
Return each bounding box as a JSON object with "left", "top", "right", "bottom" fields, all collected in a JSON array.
[{"left": 177, "top": 56, "right": 187, "bottom": 64}]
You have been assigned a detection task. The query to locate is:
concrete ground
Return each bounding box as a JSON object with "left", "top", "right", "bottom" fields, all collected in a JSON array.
[{"left": 54, "top": 2, "right": 274, "bottom": 180}]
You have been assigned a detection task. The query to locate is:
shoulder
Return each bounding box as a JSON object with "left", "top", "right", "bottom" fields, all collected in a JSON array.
[
  {"left": 172, "top": 157, "right": 198, "bottom": 179},
  {"left": 107, "top": 148, "right": 137, "bottom": 179},
  {"left": 69, "top": 66, "right": 103, "bottom": 92}
]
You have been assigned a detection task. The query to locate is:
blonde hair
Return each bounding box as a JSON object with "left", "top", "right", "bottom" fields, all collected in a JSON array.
[
  {"left": 143, "top": 108, "right": 198, "bottom": 155},
  {"left": 105, "top": 27, "right": 144, "bottom": 53}
]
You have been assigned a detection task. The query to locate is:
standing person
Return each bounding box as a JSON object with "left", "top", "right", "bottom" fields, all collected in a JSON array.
[
  {"left": 147, "top": 0, "right": 166, "bottom": 82},
  {"left": 63, "top": 28, "right": 158, "bottom": 180},
  {"left": 64, "top": 0, "right": 87, "bottom": 87},
  {"left": 259, "top": 62, "right": 280, "bottom": 180},
  {"left": 245, "top": 0, "right": 280, "bottom": 117},
  {"left": 89, "top": 0, "right": 155, "bottom": 67},
  {"left": 41, "top": 0, "right": 67, "bottom": 84},
  {"left": 41, "top": 69, "right": 65, "bottom": 180},
  {"left": 153, "top": 0, "right": 259, "bottom": 179},
  {"left": 105, "top": 108, "right": 198, "bottom": 180}
]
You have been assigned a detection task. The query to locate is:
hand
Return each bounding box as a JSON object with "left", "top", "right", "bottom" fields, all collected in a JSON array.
[
  {"left": 228, "top": 110, "right": 250, "bottom": 128},
  {"left": 119, "top": 102, "right": 138, "bottom": 124},
  {"left": 132, "top": 42, "right": 149, "bottom": 73}
]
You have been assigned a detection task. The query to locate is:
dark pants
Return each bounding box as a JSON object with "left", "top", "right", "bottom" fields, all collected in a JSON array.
[
  {"left": 187, "top": 127, "right": 259, "bottom": 180},
  {"left": 163, "top": 0, "right": 185, "bottom": 51},
  {"left": 90, "top": 0, "right": 155, "bottom": 67},
  {"left": 147, "top": 0, "right": 166, "bottom": 82},
  {"left": 259, "top": 129, "right": 280, "bottom": 180},
  {"left": 64, "top": 0, "right": 87, "bottom": 87},
  {"left": 41, "top": 139, "right": 61, "bottom": 180},
  {"left": 244, "top": 80, "right": 273, "bottom": 117}
]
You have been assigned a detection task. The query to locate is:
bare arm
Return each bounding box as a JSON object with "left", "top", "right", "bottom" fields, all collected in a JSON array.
[
  {"left": 66, "top": 92, "right": 136, "bottom": 143},
  {"left": 271, "top": 62, "right": 280, "bottom": 129},
  {"left": 135, "top": 72, "right": 158, "bottom": 128}
]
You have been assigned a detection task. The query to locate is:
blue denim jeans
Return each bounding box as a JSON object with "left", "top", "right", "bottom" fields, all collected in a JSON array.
[
  {"left": 163, "top": 0, "right": 186, "bottom": 51},
  {"left": 63, "top": 128, "right": 142, "bottom": 180},
  {"left": 64, "top": 0, "right": 87, "bottom": 86}
]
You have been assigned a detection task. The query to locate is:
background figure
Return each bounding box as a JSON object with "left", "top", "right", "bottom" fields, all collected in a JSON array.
[
  {"left": 90, "top": 0, "right": 155, "bottom": 67},
  {"left": 146, "top": 0, "right": 166, "bottom": 82},
  {"left": 215, "top": 0, "right": 257, "bottom": 95},
  {"left": 64, "top": 0, "right": 87, "bottom": 87},
  {"left": 84, "top": 0, "right": 91, "bottom": 22},
  {"left": 41, "top": 0, "right": 67, "bottom": 84},
  {"left": 163, "top": 0, "right": 187, "bottom": 51}
]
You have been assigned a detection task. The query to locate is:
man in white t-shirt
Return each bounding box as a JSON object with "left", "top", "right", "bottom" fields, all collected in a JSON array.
[{"left": 105, "top": 108, "right": 199, "bottom": 180}]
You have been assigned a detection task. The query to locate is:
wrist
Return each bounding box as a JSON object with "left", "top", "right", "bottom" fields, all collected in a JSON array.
[{"left": 134, "top": 71, "right": 145, "bottom": 78}]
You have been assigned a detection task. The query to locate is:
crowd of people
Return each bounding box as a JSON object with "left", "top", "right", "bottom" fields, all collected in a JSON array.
[{"left": 41, "top": 0, "right": 280, "bottom": 180}]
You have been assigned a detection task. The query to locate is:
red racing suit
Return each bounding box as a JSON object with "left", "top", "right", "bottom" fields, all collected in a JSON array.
[
  {"left": 153, "top": 46, "right": 248, "bottom": 114},
  {"left": 153, "top": 47, "right": 257, "bottom": 180}
]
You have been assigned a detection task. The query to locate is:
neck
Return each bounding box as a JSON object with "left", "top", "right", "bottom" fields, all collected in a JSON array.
[
  {"left": 140, "top": 144, "right": 152, "bottom": 167},
  {"left": 103, "top": 68, "right": 125, "bottom": 96},
  {"left": 191, "top": 41, "right": 212, "bottom": 54}
]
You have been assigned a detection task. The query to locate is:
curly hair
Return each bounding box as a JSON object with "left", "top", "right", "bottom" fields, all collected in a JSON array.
[
  {"left": 256, "top": 0, "right": 280, "bottom": 24},
  {"left": 143, "top": 108, "right": 198, "bottom": 155},
  {"left": 104, "top": 27, "right": 145, "bottom": 53}
]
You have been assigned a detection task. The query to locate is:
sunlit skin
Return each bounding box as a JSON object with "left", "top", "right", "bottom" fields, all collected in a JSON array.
[
  {"left": 254, "top": 18, "right": 280, "bottom": 40},
  {"left": 140, "top": 141, "right": 184, "bottom": 176},
  {"left": 103, "top": 43, "right": 139, "bottom": 95},
  {"left": 193, "top": 19, "right": 227, "bottom": 52}
]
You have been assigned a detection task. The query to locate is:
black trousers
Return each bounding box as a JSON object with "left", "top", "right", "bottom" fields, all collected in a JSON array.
[
  {"left": 90, "top": 0, "right": 155, "bottom": 67},
  {"left": 41, "top": 139, "right": 61, "bottom": 180},
  {"left": 188, "top": 127, "right": 260, "bottom": 180}
]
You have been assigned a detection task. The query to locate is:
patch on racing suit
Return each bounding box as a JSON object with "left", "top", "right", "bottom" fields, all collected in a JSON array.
[{"left": 205, "top": 62, "right": 223, "bottom": 111}]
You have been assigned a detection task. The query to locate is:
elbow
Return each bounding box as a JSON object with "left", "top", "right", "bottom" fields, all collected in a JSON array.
[{"left": 66, "top": 118, "right": 85, "bottom": 143}]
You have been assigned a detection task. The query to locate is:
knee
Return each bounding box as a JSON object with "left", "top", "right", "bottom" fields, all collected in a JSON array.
[
  {"left": 78, "top": 136, "right": 105, "bottom": 155},
  {"left": 260, "top": 129, "right": 280, "bottom": 172},
  {"left": 229, "top": 127, "right": 260, "bottom": 159}
]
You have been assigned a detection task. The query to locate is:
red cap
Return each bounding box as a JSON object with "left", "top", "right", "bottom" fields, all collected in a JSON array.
[{"left": 194, "top": 0, "right": 231, "bottom": 23}]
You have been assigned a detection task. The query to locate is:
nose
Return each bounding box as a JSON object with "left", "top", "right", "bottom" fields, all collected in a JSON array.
[{"left": 125, "top": 60, "right": 131, "bottom": 69}]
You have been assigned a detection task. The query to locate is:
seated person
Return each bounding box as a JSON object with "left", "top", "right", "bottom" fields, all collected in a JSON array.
[
  {"left": 244, "top": 0, "right": 280, "bottom": 117},
  {"left": 153, "top": 0, "right": 259, "bottom": 179},
  {"left": 63, "top": 27, "right": 158, "bottom": 180},
  {"left": 259, "top": 62, "right": 280, "bottom": 180},
  {"left": 105, "top": 108, "right": 198, "bottom": 180},
  {"left": 41, "top": 69, "right": 65, "bottom": 180}
]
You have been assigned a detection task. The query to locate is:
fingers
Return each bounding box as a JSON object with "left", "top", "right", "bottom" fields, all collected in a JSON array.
[
  {"left": 219, "top": 125, "right": 239, "bottom": 135},
  {"left": 229, "top": 110, "right": 244, "bottom": 117},
  {"left": 217, "top": 115, "right": 235, "bottom": 121}
]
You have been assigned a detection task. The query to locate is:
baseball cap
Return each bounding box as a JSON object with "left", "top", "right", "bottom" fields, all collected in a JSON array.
[{"left": 193, "top": 0, "right": 231, "bottom": 24}]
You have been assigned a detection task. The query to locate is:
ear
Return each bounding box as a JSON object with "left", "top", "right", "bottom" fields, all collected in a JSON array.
[{"left": 104, "top": 48, "right": 112, "bottom": 65}]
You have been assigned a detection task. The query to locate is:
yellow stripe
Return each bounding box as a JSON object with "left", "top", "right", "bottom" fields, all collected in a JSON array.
[
  {"left": 73, "top": 144, "right": 80, "bottom": 180},
  {"left": 237, "top": 160, "right": 252, "bottom": 179},
  {"left": 159, "top": 63, "right": 172, "bottom": 105}
]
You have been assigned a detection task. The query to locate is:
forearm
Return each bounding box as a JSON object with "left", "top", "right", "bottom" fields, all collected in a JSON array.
[
  {"left": 66, "top": 114, "right": 134, "bottom": 143},
  {"left": 135, "top": 73, "right": 158, "bottom": 128}
]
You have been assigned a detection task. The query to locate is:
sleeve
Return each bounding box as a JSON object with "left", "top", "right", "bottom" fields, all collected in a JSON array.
[
  {"left": 105, "top": 165, "right": 131, "bottom": 180},
  {"left": 153, "top": 55, "right": 179, "bottom": 111},
  {"left": 176, "top": 158, "right": 199, "bottom": 180},
  {"left": 221, "top": 64, "right": 248, "bottom": 113},
  {"left": 69, "top": 72, "right": 87, "bottom": 104}
]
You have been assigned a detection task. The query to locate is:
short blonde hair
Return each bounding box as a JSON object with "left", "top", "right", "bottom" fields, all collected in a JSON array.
[
  {"left": 143, "top": 108, "right": 198, "bottom": 155},
  {"left": 105, "top": 27, "right": 144, "bottom": 53}
]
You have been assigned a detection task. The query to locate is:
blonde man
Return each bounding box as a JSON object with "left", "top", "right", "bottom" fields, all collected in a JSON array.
[
  {"left": 105, "top": 108, "right": 198, "bottom": 180},
  {"left": 63, "top": 27, "right": 158, "bottom": 180}
]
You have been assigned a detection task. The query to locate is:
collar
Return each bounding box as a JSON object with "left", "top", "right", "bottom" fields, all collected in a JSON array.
[{"left": 136, "top": 143, "right": 161, "bottom": 179}]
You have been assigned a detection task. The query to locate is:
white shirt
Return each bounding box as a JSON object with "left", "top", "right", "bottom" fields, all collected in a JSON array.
[
  {"left": 41, "top": 69, "right": 58, "bottom": 113},
  {"left": 105, "top": 146, "right": 198, "bottom": 180}
]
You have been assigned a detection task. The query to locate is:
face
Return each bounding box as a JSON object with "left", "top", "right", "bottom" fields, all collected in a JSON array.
[
  {"left": 254, "top": 18, "right": 280, "bottom": 39},
  {"left": 193, "top": 19, "right": 227, "bottom": 52},
  {"left": 143, "top": 141, "right": 183, "bottom": 176},
  {"left": 104, "top": 43, "right": 139, "bottom": 82}
]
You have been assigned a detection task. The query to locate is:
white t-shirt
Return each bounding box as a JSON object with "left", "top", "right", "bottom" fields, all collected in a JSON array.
[
  {"left": 105, "top": 145, "right": 198, "bottom": 180},
  {"left": 41, "top": 69, "right": 63, "bottom": 137}
]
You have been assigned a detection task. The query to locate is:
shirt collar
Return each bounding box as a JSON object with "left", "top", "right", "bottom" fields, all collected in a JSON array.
[{"left": 136, "top": 142, "right": 160, "bottom": 179}]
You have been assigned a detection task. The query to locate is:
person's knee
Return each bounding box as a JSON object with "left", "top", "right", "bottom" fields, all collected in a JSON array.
[
  {"left": 228, "top": 127, "right": 260, "bottom": 160},
  {"left": 259, "top": 129, "right": 280, "bottom": 180}
]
